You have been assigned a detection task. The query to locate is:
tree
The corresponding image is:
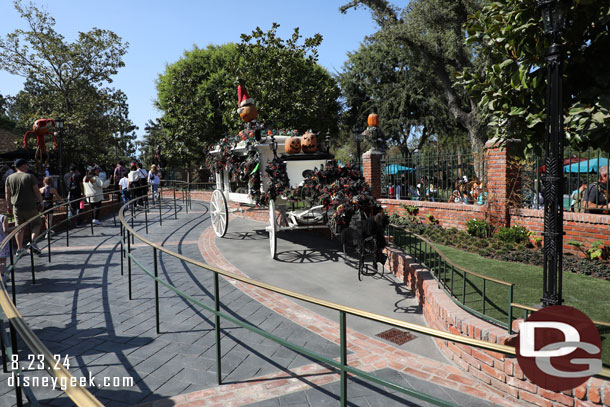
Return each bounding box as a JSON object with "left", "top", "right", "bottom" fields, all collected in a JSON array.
[
  {"left": 155, "top": 44, "right": 240, "bottom": 164},
  {"left": 0, "top": 0, "right": 133, "bottom": 165},
  {"left": 338, "top": 36, "right": 466, "bottom": 153},
  {"left": 153, "top": 24, "right": 341, "bottom": 165},
  {"left": 235, "top": 24, "right": 340, "bottom": 133},
  {"left": 340, "top": 0, "right": 488, "bottom": 155},
  {"left": 458, "top": 0, "right": 610, "bottom": 155}
]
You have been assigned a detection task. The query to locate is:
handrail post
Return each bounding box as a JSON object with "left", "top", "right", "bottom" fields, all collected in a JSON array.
[
  {"left": 1, "top": 319, "right": 7, "bottom": 373},
  {"left": 214, "top": 272, "right": 222, "bottom": 385},
  {"left": 173, "top": 182, "right": 177, "bottom": 219},
  {"left": 10, "top": 323, "right": 23, "bottom": 407},
  {"left": 120, "top": 224, "right": 124, "bottom": 276},
  {"left": 154, "top": 247, "right": 160, "bottom": 334},
  {"left": 113, "top": 194, "right": 117, "bottom": 227},
  {"left": 47, "top": 213, "right": 51, "bottom": 263},
  {"left": 127, "top": 229, "right": 132, "bottom": 300},
  {"left": 482, "top": 279, "right": 487, "bottom": 315},
  {"left": 9, "top": 240, "right": 16, "bottom": 305},
  {"left": 131, "top": 204, "right": 135, "bottom": 244},
  {"left": 90, "top": 201, "right": 94, "bottom": 236},
  {"left": 144, "top": 204, "right": 149, "bottom": 234},
  {"left": 65, "top": 203, "right": 70, "bottom": 247},
  {"left": 340, "top": 310, "right": 347, "bottom": 407},
  {"left": 462, "top": 271, "right": 466, "bottom": 305},
  {"left": 159, "top": 194, "right": 162, "bottom": 227},
  {"left": 450, "top": 266, "right": 454, "bottom": 295},
  {"left": 28, "top": 224, "right": 35, "bottom": 284},
  {"left": 507, "top": 285, "right": 514, "bottom": 335}
]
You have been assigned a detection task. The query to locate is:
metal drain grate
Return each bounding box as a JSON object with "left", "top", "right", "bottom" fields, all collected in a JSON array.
[{"left": 376, "top": 328, "right": 416, "bottom": 345}]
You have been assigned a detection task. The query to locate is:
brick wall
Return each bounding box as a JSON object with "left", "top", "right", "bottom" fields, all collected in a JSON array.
[
  {"left": 511, "top": 208, "right": 610, "bottom": 256},
  {"left": 383, "top": 246, "right": 610, "bottom": 406},
  {"left": 381, "top": 198, "right": 487, "bottom": 230}
]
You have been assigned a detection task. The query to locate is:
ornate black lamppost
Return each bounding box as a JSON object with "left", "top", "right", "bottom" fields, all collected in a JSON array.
[
  {"left": 538, "top": 0, "right": 569, "bottom": 306},
  {"left": 55, "top": 118, "right": 64, "bottom": 192}
]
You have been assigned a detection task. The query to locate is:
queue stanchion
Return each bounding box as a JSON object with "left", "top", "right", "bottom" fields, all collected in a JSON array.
[
  {"left": 127, "top": 229, "right": 132, "bottom": 300},
  {"left": 159, "top": 193, "right": 162, "bottom": 227},
  {"left": 9, "top": 240, "right": 16, "bottom": 305},
  {"left": 46, "top": 212, "right": 51, "bottom": 263},
  {"left": 154, "top": 247, "right": 160, "bottom": 333},
  {"left": 144, "top": 202, "right": 149, "bottom": 234},
  {"left": 65, "top": 203, "right": 70, "bottom": 248},
  {"left": 9, "top": 323, "right": 23, "bottom": 407},
  {"left": 112, "top": 193, "right": 117, "bottom": 227},
  {"left": 173, "top": 182, "right": 177, "bottom": 219},
  {"left": 120, "top": 224, "right": 124, "bottom": 276},
  {"left": 131, "top": 203, "right": 135, "bottom": 244},
  {"left": 28, "top": 224, "right": 35, "bottom": 284}
]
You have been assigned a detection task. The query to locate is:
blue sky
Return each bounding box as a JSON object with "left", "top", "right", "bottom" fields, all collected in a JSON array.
[{"left": 0, "top": 0, "right": 380, "bottom": 140}]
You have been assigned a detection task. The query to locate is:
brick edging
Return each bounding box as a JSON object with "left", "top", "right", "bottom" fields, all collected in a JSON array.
[{"left": 383, "top": 246, "right": 610, "bottom": 406}]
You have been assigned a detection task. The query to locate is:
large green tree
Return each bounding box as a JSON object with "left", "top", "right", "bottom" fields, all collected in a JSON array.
[
  {"left": 341, "top": 0, "right": 487, "bottom": 154},
  {"left": 153, "top": 24, "right": 340, "bottom": 164},
  {"left": 338, "top": 35, "right": 466, "bottom": 153},
  {"left": 155, "top": 43, "right": 240, "bottom": 164},
  {"left": 0, "top": 0, "right": 134, "bottom": 165},
  {"left": 458, "top": 0, "right": 610, "bottom": 154}
]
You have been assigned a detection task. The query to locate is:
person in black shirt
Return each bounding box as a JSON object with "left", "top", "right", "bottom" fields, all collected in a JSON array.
[{"left": 585, "top": 165, "right": 608, "bottom": 212}]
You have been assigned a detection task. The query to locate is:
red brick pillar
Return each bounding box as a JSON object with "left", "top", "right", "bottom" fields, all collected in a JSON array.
[
  {"left": 363, "top": 149, "right": 383, "bottom": 199},
  {"left": 484, "top": 138, "right": 522, "bottom": 228}
]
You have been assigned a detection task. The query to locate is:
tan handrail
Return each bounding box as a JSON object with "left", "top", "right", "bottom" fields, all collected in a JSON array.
[{"left": 512, "top": 302, "right": 610, "bottom": 328}]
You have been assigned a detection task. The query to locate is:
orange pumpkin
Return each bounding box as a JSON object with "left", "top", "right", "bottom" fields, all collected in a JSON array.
[
  {"left": 240, "top": 104, "right": 258, "bottom": 122},
  {"left": 301, "top": 132, "right": 317, "bottom": 153},
  {"left": 368, "top": 113, "right": 379, "bottom": 127},
  {"left": 285, "top": 136, "right": 301, "bottom": 154}
]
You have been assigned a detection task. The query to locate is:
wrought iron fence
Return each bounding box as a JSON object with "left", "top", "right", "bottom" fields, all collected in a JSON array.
[
  {"left": 520, "top": 148, "right": 610, "bottom": 212},
  {"left": 381, "top": 149, "right": 487, "bottom": 205}
]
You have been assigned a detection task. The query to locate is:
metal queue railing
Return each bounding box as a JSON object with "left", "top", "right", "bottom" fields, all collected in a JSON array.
[
  {"left": 388, "top": 225, "right": 610, "bottom": 371},
  {"left": 118, "top": 187, "right": 527, "bottom": 407},
  {"left": 0, "top": 180, "right": 174, "bottom": 406},
  {"left": 388, "top": 225, "right": 516, "bottom": 332}
]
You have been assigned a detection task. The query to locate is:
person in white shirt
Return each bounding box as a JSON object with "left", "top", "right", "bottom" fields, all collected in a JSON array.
[
  {"left": 128, "top": 164, "right": 142, "bottom": 207},
  {"left": 83, "top": 167, "right": 110, "bottom": 225},
  {"left": 118, "top": 173, "right": 130, "bottom": 204},
  {"left": 137, "top": 162, "right": 148, "bottom": 207},
  {"left": 148, "top": 164, "right": 161, "bottom": 201}
]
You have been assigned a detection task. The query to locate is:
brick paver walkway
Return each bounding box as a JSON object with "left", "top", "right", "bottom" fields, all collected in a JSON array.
[{"left": 0, "top": 199, "right": 520, "bottom": 406}]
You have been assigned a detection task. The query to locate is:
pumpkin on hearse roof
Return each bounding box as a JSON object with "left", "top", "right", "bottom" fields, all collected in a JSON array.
[{"left": 301, "top": 131, "right": 317, "bottom": 153}]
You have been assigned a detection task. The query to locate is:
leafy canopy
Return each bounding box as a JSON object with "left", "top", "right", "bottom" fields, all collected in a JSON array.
[
  {"left": 458, "top": 0, "right": 610, "bottom": 154},
  {"left": 153, "top": 24, "right": 340, "bottom": 165},
  {"left": 0, "top": 0, "right": 135, "bottom": 166}
]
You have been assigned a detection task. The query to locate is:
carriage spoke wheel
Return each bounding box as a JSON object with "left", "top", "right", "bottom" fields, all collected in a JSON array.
[
  {"left": 210, "top": 189, "right": 228, "bottom": 237},
  {"left": 269, "top": 199, "right": 277, "bottom": 259}
]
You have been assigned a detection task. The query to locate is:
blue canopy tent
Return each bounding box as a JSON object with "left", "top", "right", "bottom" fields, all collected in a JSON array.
[
  {"left": 385, "top": 164, "right": 415, "bottom": 175},
  {"left": 563, "top": 157, "right": 610, "bottom": 173}
]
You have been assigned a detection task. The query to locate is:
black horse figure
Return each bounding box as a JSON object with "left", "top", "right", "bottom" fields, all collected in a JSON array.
[{"left": 340, "top": 210, "right": 389, "bottom": 280}]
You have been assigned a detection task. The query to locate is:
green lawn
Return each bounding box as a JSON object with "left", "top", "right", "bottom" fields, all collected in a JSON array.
[{"left": 392, "top": 229, "right": 610, "bottom": 365}]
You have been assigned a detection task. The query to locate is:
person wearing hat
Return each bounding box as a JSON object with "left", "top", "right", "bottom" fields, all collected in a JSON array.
[{"left": 5, "top": 159, "right": 44, "bottom": 255}]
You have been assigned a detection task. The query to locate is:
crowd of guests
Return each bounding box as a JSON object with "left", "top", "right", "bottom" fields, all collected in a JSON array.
[
  {"left": 0, "top": 159, "right": 163, "bottom": 282},
  {"left": 388, "top": 176, "right": 486, "bottom": 205}
]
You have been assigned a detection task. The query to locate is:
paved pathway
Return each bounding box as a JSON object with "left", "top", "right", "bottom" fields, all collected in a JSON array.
[{"left": 0, "top": 199, "right": 519, "bottom": 406}]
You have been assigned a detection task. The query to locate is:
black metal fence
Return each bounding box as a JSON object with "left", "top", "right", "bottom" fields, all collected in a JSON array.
[
  {"left": 381, "top": 149, "right": 487, "bottom": 205},
  {"left": 520, "top": 148, "right": 610, "bottom": 212}
]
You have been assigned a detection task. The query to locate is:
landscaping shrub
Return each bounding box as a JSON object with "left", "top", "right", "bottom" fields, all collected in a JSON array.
[
  {"left": 466, "top": 219, "right": 493, "bottom": 238},
  {"left": 496, "top": 225, "right": 530, "bottom": 244}
]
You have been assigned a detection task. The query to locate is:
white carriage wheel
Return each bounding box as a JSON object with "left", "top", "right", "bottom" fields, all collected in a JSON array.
[
  {"left": 210, "top": 189, "right": 229, "bottom": 237},
  {"left": 269, "top": 199, "right": 277, "bottom": 259}
]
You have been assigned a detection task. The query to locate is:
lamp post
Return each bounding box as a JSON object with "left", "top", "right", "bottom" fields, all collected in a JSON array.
[
  {"left": 55, "top": 118, "right": 64, "bottom": 193},
  {"left": 538, "top": 0, "right": 569, "bottom": 306},
  {"left": 354, "top": 127, "right": 363, "bottom": 171}
]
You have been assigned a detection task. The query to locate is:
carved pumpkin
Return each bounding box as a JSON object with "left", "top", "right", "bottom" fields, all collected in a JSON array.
[
  {"left": 285, "top": 136, "right": 301, "bottom": 154},
  {"left": 240, "top": 104, "right": 258, "bottom": 122},
  {"left": 301, "top": 132, "right": 317, "bottom": 153},
  {"left": 368, "top": 113, "right": 379, "bottom": 127}
]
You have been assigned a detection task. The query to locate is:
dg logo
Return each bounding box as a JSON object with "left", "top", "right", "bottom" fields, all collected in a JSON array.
[{"left": 516, "top": 305, "right": 603, "bottom": 391}]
